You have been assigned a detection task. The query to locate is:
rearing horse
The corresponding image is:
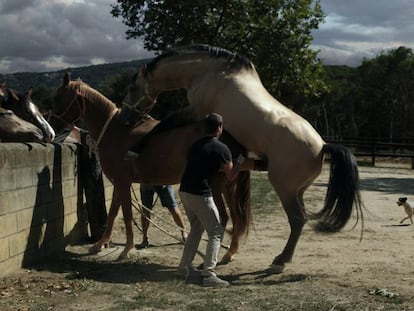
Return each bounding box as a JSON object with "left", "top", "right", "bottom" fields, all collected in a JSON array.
[
  {"left": 50, "top": 73, "right": 252, "bottom": 262},
  {"left": 118, "top": 45, "right": 364, "bottom": 273}
]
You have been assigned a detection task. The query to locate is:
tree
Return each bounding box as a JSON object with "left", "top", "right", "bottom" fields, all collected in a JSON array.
[
  {"left": 358, "top": 47, "right": 414, "bottom": 139},
  {"left": 110, "top": 0, "right": 326, "bottom": 104}
]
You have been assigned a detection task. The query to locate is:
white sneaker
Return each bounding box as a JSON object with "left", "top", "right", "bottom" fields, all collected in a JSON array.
[{"left": 202, "top": 275, "right": 230, "bottom": 287}]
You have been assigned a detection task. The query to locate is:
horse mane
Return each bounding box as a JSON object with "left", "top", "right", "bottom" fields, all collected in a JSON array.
[
  {"left": 71, "top": 80, "right": 117, "bottom": 111},
  {"left": 143, "top": 44, "right": 254, "bottom": 77}
]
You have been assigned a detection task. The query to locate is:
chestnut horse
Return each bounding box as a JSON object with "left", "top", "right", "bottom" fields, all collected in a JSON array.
[
  {"left": 118, "top": 44, "right": 364, "bottom": 273},
  {"left": 50, "top": 73, "right": 251, "bottom": 262}
]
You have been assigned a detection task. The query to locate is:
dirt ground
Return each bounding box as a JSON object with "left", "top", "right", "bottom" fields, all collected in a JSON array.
[{"left": 1, "top": 159, "right": 414, "bottom": 311}]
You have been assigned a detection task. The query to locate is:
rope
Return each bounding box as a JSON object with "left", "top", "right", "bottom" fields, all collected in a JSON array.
[
  {"left": 130, "top": 187, "right": 187, "bottom": 241},
  {"left": 130, "top": 186, "right": 229, "bottom": 251}
]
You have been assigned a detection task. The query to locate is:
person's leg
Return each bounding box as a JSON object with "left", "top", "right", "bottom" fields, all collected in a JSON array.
[
  {"left": 178, "top": 192, "right": 204, "bottom": 270},
  {"left": 195, "top": 195, "right": 224, "bottom": 278},
  {"left": 139, "top": 184, "right": 154, "bottom": 248},
  {"left": 157, "top": 185, "right": 187, "bottom": 241},
  {"left": 168, "top": 208, "right": 187, "bottom": 241}
]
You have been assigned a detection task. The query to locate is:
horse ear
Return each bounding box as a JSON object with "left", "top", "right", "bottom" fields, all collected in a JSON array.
[
  {"left": 7, "top": 89, "right": 18, "bottom": 101},
  {"left": 63, "top": 72, "right": 71, "bottom": 86},
  {"left": 26, "top": 88, "right": 32, "bottom": 97}
]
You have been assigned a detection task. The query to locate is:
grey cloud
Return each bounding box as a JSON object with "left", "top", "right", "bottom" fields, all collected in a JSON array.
[
  {"left": 1, "top": 0, "right": 414, "bottom": 73},
  {"left": 312, "top": 0, "right": 414, "bottom": 66},
  {"left": 0, "top": 0, "right": 152, "bottom": 74},
  {"left": 0, "top": 0, "right": 37, "bottom": 14}
]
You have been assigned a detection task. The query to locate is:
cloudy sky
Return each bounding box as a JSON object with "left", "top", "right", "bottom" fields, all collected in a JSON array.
[{"left": 0, "top": 0, "right": 413, "bottom": 74}]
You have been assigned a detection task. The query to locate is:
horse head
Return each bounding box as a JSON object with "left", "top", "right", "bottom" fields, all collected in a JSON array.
[
  {"left": 3, "top": 88, "right": 55, "bottom": 142},
  {"left": 49, "top": 72, "right": 86, "bottom": 135},
  {"left": 0, "top": 107, "right": 44, "bottom": 142},
  {"left": 118, "top": 66, "right": 156, "bottom": 127}
]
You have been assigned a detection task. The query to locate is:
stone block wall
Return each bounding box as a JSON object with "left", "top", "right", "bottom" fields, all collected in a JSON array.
[{"left": 0, "top": 143, "right": 116, "bottom": 277}]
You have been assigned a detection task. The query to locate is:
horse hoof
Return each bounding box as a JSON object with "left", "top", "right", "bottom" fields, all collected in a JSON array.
[
  {"left": 267, "top": 264, "right": 285, "bottom": 275},
  {"left": 89, "top": 244, "right": 102, "bottom": 254},
  {"left": 117, "top": 250, "right": 130, "bottom": 261},
  {"left": 219, "top": 252, "right": 234, "bottom": 265}
]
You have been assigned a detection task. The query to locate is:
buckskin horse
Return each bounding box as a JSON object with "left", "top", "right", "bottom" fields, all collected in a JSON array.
[
  {"left": 50, "top": 72, "right": 252, "bottom": 262},
  {"left": 118, "top": 44, "right": 364, "bottom": 273}
]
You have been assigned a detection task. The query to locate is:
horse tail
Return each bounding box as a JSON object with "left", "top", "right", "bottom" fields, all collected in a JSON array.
[
  {"left": 312, "top": 143, "right": 364, "bottom": 233},
  {"left": 230, "top": 170, "right": 251, "bottom": 237}
]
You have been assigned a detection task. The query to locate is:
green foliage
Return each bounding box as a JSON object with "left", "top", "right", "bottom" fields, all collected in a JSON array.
[
  {"left": 111, "top": 0, "right": 326, "bottom": 103},
  {"left": 1, "top": 59, "right": 148, "bottom": 113},
  {"left": 320, "top": 47, "right": 414, "bottom": 139},
  {"left": 100, "top": 69, "right": 136, "bottom": 106},
  {"left": 358, "top": 47, "right": 414, "bottom": 138}
]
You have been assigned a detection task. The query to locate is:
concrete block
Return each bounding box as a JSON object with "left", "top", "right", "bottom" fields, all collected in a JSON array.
[
  {"left": 17, "top": 208, "right": 34, "bottom": 232},
  {"left": 0, "top": 236, "right": 9, "bottom": 262},
  {"left": 14, "top": 167, "right": 34, "bottom": 189},
  {"left": 9, "top": 230, "right": 29, "bottom": 257},
  {"left": 0, "top": 168, "right": 16, "bottom": 192},
  {"left": 0, "top": 191, "right": 11, "bottom": 215},
  {"left": 23, "top": 186, "right": 37, "bottom": 209},
  {"left": 0, "top": 255, "right": 22, "bottom": 278},
  {"left": 0, "top": 213, "right": 18, "bottom": 239}
]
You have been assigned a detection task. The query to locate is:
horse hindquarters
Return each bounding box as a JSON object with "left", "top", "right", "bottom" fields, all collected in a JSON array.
[{"left": 270, "top": 144, "right": 363, "bottom": 272}]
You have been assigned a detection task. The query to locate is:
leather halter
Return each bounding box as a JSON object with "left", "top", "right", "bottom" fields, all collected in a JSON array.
[
  {"left": 49, "top": 86, "right": 86, "bottom": 129},
  {"left": 50, "top": 85, "right": 118, "bottom": 148},
  {"left": 122, "top": 94, "right": 156, "bottom": 116},
  {"left": 122, "top": 80, "right": 156, "bottom": 116}
]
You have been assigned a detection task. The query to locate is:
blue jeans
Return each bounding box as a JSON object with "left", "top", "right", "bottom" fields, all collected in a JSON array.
[{"left": 140, "top": 184, "right": 177, "bottom": 210}]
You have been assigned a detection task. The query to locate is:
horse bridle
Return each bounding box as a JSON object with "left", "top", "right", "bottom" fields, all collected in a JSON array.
[
  {"left": 48, "top": 86, "right": 86, "bottom": 130},
  {"left": 122, "top": 80, "right": 156, "bottom": 116},
  {"left": 122, "top": 94, "right": 155, "bottom": 115}
]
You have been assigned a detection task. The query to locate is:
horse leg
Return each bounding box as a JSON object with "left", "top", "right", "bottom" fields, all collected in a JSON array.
[
  {"left": 117, "top": 183, "right": 134, "bottom": 260},
  {"left": 270, "top": 190, "right": 307, "bottom": 274},
  {"left": 220, "top": 183, "right": 240, "bottom": 264},
  {"left": 212, "top": 174, "right": 243, "bottom": 265},
  {"left": 211, "top": 176, "right": 234, "bottom": 264},
  {"left": 89, "top": 187, "right": 121, "bottom": 254}
]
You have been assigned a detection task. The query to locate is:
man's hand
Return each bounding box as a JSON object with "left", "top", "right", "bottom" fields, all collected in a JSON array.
[{"left": 235, "top": 154, "right": 245, "bottom": 165}]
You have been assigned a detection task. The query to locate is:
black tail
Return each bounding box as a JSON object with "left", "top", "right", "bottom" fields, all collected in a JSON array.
[{"left": 312, "top": 144, "right": 364, "bottom": 233}]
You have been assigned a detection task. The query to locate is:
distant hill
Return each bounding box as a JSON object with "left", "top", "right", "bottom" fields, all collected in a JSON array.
[{"left": 0, "top": 58, "right": 150, "bottom": 92}]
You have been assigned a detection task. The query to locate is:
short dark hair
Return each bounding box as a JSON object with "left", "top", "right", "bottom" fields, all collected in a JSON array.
[{"left": 203, "top": 113, "right": 223, "bottom": 134}]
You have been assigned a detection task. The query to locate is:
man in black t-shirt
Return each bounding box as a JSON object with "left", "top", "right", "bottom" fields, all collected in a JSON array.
[{"left": 177, "top": 113, "right": 254, "bottom": 287}]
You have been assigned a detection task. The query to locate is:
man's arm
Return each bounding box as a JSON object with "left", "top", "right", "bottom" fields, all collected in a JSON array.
[{"left": 222, "top": 155, "right": 255, "bottom": 181}]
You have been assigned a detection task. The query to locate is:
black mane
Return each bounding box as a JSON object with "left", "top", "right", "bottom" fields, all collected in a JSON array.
[{"left": 143, "top": 44, "right": 254, "bottom": 77}]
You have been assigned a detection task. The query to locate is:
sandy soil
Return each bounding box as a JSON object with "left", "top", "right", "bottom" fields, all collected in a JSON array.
[{"left": 1, "top": 160, "right": 413, "bottom": 311}]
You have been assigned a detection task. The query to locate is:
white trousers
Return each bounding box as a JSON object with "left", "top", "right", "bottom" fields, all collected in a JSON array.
[{"left": 178, "top": 191, "right": 224, "bottom": 277}]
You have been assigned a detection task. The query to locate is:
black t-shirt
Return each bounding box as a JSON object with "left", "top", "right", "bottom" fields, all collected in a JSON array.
[{"left": 180, "top": 136, "right": 232, "bottom": 196}]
